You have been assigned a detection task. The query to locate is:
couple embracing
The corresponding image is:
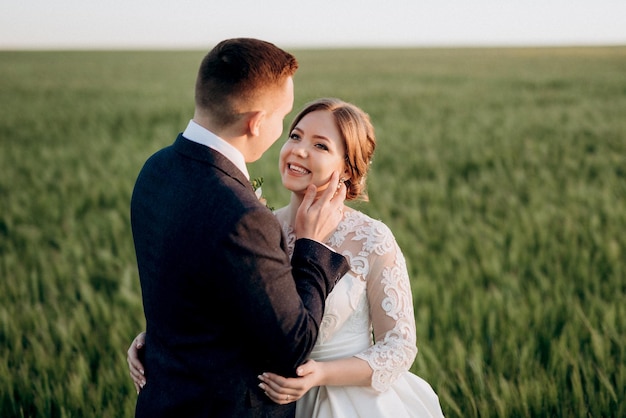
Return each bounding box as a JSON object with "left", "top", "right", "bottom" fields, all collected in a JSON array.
[{"left": 127, "top": 38, "right": 444, "bottom": 418}]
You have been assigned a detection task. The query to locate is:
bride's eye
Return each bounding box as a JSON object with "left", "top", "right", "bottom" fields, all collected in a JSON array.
[{"left": 289, "top": 133, "right": 301, "bottom": 141}]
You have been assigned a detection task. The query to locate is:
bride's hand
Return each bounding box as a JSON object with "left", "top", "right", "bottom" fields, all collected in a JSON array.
[
  {"left": 257, "top": 360, "right": 322, "bottom": 404},
  {"left": 127, "top": 331, "right": 147, "bottom": 393}
]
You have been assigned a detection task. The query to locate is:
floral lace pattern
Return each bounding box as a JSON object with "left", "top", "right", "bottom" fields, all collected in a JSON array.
[{"left": 279, "top": 210, "right": 418, "bottom": 392}]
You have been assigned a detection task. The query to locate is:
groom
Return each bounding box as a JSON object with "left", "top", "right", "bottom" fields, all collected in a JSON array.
[{"left": 130, "top": 38, "right": 350, "bottom": 417}]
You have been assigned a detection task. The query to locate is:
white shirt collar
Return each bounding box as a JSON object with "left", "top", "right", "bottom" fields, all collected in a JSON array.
[{"left": 181, "top": 120, "right": 250, "bottom": 180}]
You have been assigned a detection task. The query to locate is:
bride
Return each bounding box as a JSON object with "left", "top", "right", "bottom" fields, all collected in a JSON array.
[{"left": 128, "top": 98, "right": 445, "bottom": 418}]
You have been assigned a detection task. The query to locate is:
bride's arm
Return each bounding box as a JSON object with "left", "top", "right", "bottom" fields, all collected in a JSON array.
[
  {"left": 259, "top": 222, "right": 417, "bottom": 402},
  {"left": 353, "top": 225, "right": 418, "bottom": 392}
]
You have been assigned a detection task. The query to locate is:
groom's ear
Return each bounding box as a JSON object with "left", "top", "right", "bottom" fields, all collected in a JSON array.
[{"left": 247, "top": 110, "right": 266, "bottom": 137}]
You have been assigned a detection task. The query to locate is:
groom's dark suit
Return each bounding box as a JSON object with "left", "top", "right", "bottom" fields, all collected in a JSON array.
[{"left": 131, "top": 134, "right": 349, "bottom": 418}]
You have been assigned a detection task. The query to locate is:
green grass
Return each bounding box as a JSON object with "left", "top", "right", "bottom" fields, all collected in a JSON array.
[{"left": 1, "top": 46, "right": 625, "bottom": 417}]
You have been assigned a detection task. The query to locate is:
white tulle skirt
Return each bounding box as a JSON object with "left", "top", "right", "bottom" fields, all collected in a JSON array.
[{"left": 296, "top": 371, "right": 444, "bottom": 418}]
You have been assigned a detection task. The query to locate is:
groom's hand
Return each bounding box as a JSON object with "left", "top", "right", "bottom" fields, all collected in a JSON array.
[{"left": 295, "top": 171, "right": 346, "bottom": 243}]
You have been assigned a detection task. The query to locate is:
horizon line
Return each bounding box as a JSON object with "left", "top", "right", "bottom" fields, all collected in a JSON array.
[{"left": 2, "top": 40, "right": 625, "bottom": 52}]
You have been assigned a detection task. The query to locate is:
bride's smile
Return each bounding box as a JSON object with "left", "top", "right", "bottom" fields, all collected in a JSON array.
[{"left": 279, "top": 110, "right": 347, "bottom": 195}]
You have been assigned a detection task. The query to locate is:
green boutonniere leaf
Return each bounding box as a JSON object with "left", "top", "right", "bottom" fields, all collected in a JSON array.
[{"left": 251, "top": 176, "right": 274, "bottom": 211}]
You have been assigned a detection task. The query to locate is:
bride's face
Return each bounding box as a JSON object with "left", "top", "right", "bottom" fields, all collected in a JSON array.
[{"left": 279, "top": 110, "right": 347, "bottom": 196}]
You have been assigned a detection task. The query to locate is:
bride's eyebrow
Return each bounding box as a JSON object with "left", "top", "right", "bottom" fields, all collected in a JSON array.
[{"left": 292, "top": 126, "right": 334, "bottom": 144}]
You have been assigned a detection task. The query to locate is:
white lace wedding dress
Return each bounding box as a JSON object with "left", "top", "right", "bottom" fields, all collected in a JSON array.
[{"left": 278, "top": 209, "right": 445, "bottom": 418}]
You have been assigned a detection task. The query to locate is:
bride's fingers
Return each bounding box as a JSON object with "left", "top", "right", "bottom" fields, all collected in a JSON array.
[
  {"left": 127, "top": 351, "right": 144, "bottom": 373},
  {"left": 262, "top": 387, "right": 295, "bottom": 404},
  {"left": 129, "top": 367, "right": 145, "bottom": 387},
  {"left": 258, "top": 376, "right": 293, "bottom": 404},
  {"left": 127, "top": 348, "right": 146, "bottom": 392},
  {"left": 128, "top": 337, "right": 144, "bottom": 359},
  {"left": 131, "top": 373, "right": 141, "bottom": 394},
  {"left": 127, "top": 361, "right": 145, "bottom": 387},
  {"left": 259, "top": 383, "right": 281, "bottom": 403},
  {"left": 128, "top": 364, "right": 146, "bottom": 391},
  {"left": 127, "top": 358, "right": 143, "bottom": 393},
  {"left": 127, "top": 337, "right": 146, "bottom": 374}
]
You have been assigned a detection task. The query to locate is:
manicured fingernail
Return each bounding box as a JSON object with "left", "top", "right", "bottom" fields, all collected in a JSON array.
[
  {"left": 140, "top": 369, "right": 144, "bottom": 375},
  {"left": 258, "top": 383, "right": 265, "bottom": 390}
]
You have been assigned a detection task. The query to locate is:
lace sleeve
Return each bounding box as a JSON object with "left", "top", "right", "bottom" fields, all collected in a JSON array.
[{"left": 353, "top": 222, "right": 418, "bottom": 392}]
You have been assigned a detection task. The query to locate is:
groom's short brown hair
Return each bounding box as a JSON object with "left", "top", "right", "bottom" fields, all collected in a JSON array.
[{"left": 195, "top": 38, "right": 299, "bottom": 128}]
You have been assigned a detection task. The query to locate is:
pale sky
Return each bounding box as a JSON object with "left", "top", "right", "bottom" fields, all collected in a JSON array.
[{"left": 2, "top": 0, "right": 625, "bottom": 49}]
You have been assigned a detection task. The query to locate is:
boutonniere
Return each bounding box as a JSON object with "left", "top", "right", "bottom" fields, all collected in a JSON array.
[{"left": 251, "top": 176, "right": 274, "bottom": 211}]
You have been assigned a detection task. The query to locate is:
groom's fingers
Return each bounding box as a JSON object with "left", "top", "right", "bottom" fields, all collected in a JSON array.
[
  {"left": 294, "top": 171, "right": 345, "bottom": 241},
  {"left": 300, "top": 183, "right": 318, "bottom": 213},
  {"left": 300, "top": 171, "right": 341, "bottom": 213},
  {"left": 315, "top": 171, "right": 341, "bottom": 207}
]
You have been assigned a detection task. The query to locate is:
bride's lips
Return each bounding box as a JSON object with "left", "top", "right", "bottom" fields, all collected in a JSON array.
[{"left": 287, "top": 163, "right": 311, "bottom": 175}]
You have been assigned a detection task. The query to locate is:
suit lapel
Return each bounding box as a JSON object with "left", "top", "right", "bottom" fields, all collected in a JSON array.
[{"left": 172, "top": 134, "right": 254, "bottom": 193}]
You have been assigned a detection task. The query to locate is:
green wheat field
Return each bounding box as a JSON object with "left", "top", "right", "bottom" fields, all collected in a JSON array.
[{"left": 1, "top": 46, "right": 625, "bottom": 417}]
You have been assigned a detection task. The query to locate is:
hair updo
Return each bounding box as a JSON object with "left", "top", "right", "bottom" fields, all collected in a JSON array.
[{"left": 288, "top": 98, "right": 376, "bottom": 201}]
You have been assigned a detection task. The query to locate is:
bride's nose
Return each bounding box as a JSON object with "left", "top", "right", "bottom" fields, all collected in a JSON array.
[{"left": 291, "top": 144, "right": 308, "bottom": 158}]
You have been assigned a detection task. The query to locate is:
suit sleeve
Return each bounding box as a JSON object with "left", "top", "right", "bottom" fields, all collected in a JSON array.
[{"left": 219, "top": 207, "right": 349, "bottom": 376}]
